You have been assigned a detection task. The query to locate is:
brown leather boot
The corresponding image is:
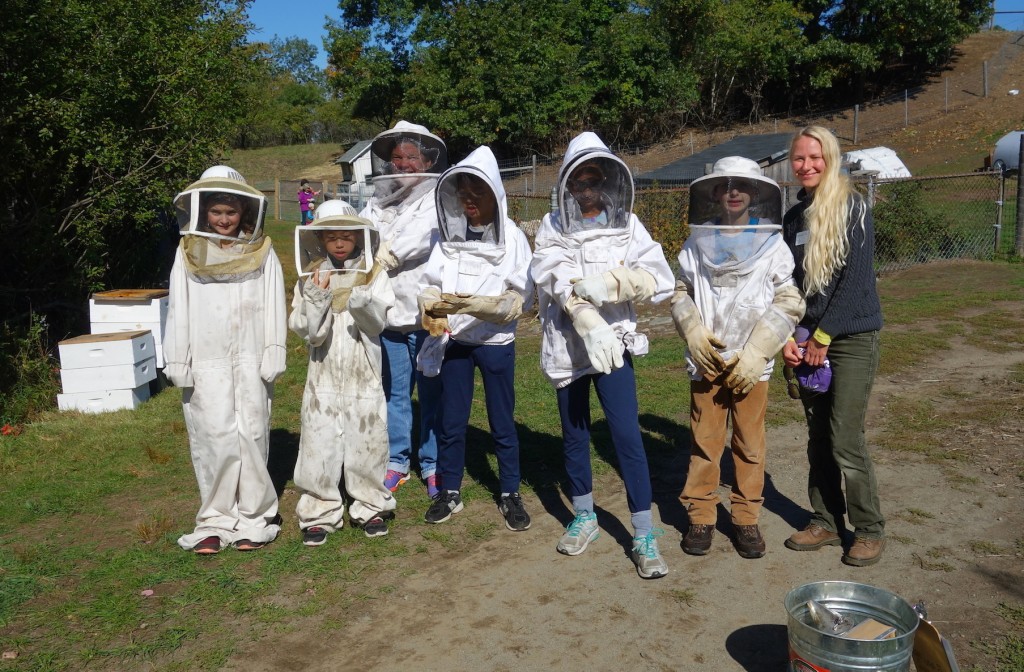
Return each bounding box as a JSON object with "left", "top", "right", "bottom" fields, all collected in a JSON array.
[
  {"left": 682, "top": 524, "right": 714, "bottom": 556},
  {"left": 734, "top": 524, "right": 766, "bottom": 559},
  {"left": 784, "top": 524, "right": 841, "bottom": 551},
  {"left": 843, "top": 537, "right": 885, "bottom": 567}
]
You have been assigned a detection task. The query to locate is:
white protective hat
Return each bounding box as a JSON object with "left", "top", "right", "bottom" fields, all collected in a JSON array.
[
  {"left": 294, "top": 199, "right": 379, "bottom": 277},
  {"left": 688, "top": 156, "right": 782, "bottom": 227},
  {"left": 174, "top": 165, "right": 267, "bottom": 244}
]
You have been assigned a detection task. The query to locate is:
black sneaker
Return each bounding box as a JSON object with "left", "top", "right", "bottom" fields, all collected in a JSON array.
[
  {"left": 424, "top": 490, "right": 463, "bottom": 524},
  {"left": 302, "top": 526, "right": 328, "bottom": 547},
  {"left": 682, "top": 523, "right": 714, "bottom": 556},
  {"left": 362, "top": 512, "right": 393, "bottom": 538},
  {"left": 498, "top": 493, "right": 531, "bottom": 531}
]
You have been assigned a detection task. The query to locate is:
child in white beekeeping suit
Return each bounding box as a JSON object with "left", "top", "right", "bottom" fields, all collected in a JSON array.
[
  {"left": 289, "top": 200, "right": 398, "bottom": 544},
  {"left": 529, "top": 132, "right": 675, "bottom": 579},
  {"left": 415, "top": 146, "right": 535, "bottom": 532},
  {"left": 164, "top": 165, "right": 287, "bottom": 555},
  {"left": 673, "top": 156, "right": 805, "bottom": 560}
]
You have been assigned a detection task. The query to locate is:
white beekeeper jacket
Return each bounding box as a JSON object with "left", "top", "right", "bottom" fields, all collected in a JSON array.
[
  {"left": 163, "top": 238, "right": 287, "bottom": 549},
  {"left": 677, "top": 230, "right": 797, "bottom": 381},
  {"left": 530, "top": 132, "right": 674, "bottom": 388},
  {"left": 421, "top": 146, "right": 534, "bottom": 346},
  {"left": 288, "top": 259, "right": 397, "bottom": 528}
]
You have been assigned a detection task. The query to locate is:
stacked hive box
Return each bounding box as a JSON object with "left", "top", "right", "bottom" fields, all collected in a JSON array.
[
  {"left": 89, "top": 289, "right": 168, "bottom": 367},
  {"left": 57, "top": 331, "right": 158, "bottom": 413}
]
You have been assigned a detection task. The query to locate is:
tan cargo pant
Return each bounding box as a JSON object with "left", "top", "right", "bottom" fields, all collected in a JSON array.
[{"left": 680, "top": 374, "right": 768, "bottom": 526}]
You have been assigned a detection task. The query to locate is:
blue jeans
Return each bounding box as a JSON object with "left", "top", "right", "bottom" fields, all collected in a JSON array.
[
  {"left": 556, "top": 355, "right": 652, "bottom": 514},
  {"left": 437, "top": 341, "right": 520, "bottom": 494},
  {"left": 381, "top": 329, "right": 439, "bottom": 478}
]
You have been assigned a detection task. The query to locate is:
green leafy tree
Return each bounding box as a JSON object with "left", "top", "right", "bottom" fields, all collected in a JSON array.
[{"left": 0, "top": 0, "right": 259, "bottom": 343}]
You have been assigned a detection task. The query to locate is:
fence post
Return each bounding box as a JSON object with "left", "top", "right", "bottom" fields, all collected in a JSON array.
[
  {"left": 983, "top": 61, "right": 989, "bottom": 98},
  {"left": 531, "top": 154, "right": 537, "bottom": 195},
  {"left": 854, "top": 104, "right": 860, "bottom": 144},
  {"left": 274, "top": 178, "right": 280, "bottom": 221},
  {"left": 944, "top": 77, "right": 949, "bottom": 113},
  {"left": 867, "top": 175, "right": 875, "bottom": 208},
  {"left": 904, "top": 90, "right": 908, "bottom": 127},
  {"left": 995, "top": 172, "right": 1004, "bottom": 254},
  {"left": 1016, "top": 135, "right": 1024, "bottom": 257}
]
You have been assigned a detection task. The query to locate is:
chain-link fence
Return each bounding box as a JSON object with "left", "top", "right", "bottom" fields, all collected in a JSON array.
[{"left": 508, "top": 171, "right": 1020, "bottom": 274}]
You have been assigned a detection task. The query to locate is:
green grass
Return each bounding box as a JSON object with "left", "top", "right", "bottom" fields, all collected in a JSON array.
[{"left": 4, "top": 228, "right": 1024, "bottom": 669}]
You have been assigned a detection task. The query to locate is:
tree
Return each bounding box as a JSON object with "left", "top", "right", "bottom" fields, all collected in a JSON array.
[
  {"left": 269, "top": 36, "right": 323, "bottom": 86},
  {"left": 0, "top": 0, "right": 259, "bottom": 341}
]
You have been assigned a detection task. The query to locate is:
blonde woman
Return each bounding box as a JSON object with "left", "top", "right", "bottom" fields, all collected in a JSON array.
[{"left": 781, "top": 126, "right": 885, "bottom": 567}]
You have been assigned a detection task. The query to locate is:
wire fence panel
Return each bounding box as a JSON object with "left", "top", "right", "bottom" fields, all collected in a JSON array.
[{"left": 510, "top": 172, "right": 1019, "bottom": 275}]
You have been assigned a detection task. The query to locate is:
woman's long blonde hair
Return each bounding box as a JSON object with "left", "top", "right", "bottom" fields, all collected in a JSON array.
[{"left": 792, "top": 126, "right": 865, "bottom": 295}]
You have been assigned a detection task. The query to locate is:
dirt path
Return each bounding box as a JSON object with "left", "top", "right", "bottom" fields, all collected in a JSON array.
[{"left": 225, "top": 310, "right": 1024, "bottom": 671}]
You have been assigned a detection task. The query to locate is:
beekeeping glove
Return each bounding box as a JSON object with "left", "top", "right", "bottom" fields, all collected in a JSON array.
[
  {"left": 670, "top": 287, "right": 727, "bottom": 376},
  {"left": 418, "top": 287, "right": 449, "bottom": 337},
  {"left": 566, "top": 295, "right": 623, "bottom": 374},
  {"left": 572, "top": 267, "right": 657, "bottom": 308},
  {"left": 724, "top": 285, "right": 805, "bottom": 394}
]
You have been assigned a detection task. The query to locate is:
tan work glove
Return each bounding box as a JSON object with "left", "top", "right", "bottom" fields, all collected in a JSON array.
[
  {"left": 723, "top": 284, "right": 805, "bottom": 395},
  {"left": 565, "top": 295, "right": 624, "bottom": 374},
  {"left": 571, "top": 267, "right": 658, "bottom": 308},
  {"left": 418, "top": 287, "right": 449, "bottom": 337},
  {"left": 670, "top": 287, "right": 727, "bottom": 376},
  {"left": 427, "top": 290, "right": 523, "bottom": 324},
  {"left": 375, "top": 239, "right": 399, "bottom": 272}
]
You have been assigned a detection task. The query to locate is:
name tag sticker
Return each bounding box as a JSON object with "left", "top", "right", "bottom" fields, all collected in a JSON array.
[{"left": 796, "top": 230, "right": 809, "bottom": 246}]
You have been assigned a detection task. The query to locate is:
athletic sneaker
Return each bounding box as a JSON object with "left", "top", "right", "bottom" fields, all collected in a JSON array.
[
  {"left": 424, "top": 490, "right": 463, "bottom": 524},
  {"left": 425, "top": 474, "right": 441, "bottom": 499},
  {"left": 302, "top": 526, "right": 328, "bottom": 547},
  {"left": 556, "top": 510, "right": 600, "bottom": 556},
  {"left": 631, "top": 529, "right": 668, "bottom": 579},
  {"left": 384, "top": 469, "right": 409, "bottom": 492},
  {"left": 498, "top": 493, "right": 531, "bottom": 531},
  {"left": 362, "top": 513, "right": 392, "bottom": 538}
]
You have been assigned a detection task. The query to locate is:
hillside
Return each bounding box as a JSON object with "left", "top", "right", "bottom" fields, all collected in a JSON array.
[{"left": 229, "top": 30, "right": 1024, "bottom": 185}]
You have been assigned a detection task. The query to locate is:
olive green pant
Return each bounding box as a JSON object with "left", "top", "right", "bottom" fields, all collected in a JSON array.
[{"left": 800, "top": 330, "right": 885, "bottom": 538}]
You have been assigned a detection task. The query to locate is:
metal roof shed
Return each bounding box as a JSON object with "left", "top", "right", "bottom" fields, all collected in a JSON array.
[
  {"left": 335, "top": 140, "right": 373, "bottom": 185},
  {"left": 635, "top": 132, "right": 793, "bottom": 187}
]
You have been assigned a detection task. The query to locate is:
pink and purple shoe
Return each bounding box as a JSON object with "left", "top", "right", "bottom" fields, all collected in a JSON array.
[{"left": 384, "top": 469, "right": 409, "bottom": 492}]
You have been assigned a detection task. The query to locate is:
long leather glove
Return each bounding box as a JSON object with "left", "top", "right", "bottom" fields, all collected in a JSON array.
[
  {"left": 426, "top": 290, "right": 523, "bottom": 325},
  {"left": 723, "top": 284, "right": 806, "bottom": 394},
  {"left": 565, "top": 295, "right": 623, "bottom": 374},
  {"left": 670, "top": 287, "right": 727, "bottom": 376},
  {"left": 418, "top": 287, "right": 450, "bottom": 337},
  {"left": 572, "top": 267, "right": 657, "bottom": 308}
]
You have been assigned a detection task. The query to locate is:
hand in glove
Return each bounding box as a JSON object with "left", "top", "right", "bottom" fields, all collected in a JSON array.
[
  {"left": 164, "top": 362, "right": 194, "bottom": 388},
  {"left": 566, "top": 295, "right": 623, "bottom": 374},
  {"left": 670, "top": 290, "right": 727, "bottom": 375},
  {"left": 375, "top": 239, "right": 399, "bottom": 271},
  {"left": 427, "top": 291, "right": 523, "bottom": 324},
  {"left": 418, "top": 288, "right": 449, "bottom": 337},
  {"left": 722, "top": 343, "right": 770, "bottom": 395},
  {"left": 572, "top": 267, "right": 657, "bottom": 308}
]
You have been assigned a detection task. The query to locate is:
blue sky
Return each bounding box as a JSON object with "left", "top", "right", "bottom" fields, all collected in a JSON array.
[
  {"left": 247, "top": 0, "right": 340, "bottom": 69},
  {"left": 246, "top": 0, "right": 1024, "bottom": 71}
]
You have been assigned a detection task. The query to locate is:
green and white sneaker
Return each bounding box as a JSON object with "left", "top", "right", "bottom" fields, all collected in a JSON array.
[
  {"left": 631, "top": 529, "right": 668, "bottom": 579},
  {"left": 557, "top": 510, "right": 600, "bottom": 556}
]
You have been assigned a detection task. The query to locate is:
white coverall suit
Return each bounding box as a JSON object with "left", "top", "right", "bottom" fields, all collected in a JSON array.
[
  {"left": 289, "top": 262, "right": 398, "bottom": 529},
  {"left": 164, "top": 239, "right": 287, "bottom": 550}
]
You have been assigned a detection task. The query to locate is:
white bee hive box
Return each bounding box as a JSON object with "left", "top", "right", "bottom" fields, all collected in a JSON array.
[
  {"left": 57, "top": 384, "right": 152, "bottom": 413},
  {"left": 58, "top": 330, "right": 156, "bottom": 370}
]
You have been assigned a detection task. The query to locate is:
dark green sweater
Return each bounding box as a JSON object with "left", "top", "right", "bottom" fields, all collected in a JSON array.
[{"left": 782, "top": 190, "right": 883, "bottom": 339}]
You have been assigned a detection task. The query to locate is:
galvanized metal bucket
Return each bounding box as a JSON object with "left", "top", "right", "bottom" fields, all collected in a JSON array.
[{"left": 786, "top": 581, "right": 920, "bottom": 672}]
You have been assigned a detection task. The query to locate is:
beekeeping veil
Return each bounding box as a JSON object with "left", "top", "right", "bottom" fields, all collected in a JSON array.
[
  {"left": 295, "top": 199, "right": 378, "bottom": 278},
  {"left": 297, "top": 199, "right": 382, "bottom": 312},
  {"left": 556, "top": 132, "right": 633, "bottom": 235},
  {"left": 435, "top": 146, "right": 505, "bottom": 249},
  {"left": 686, "top": 156, "right": 783, "bottom": 267},
  {"left": 174, "top": 165, "right": 272, "bottom": 282},
  {"left": 369, "top": 120, "right": 448, "bottom": 210}
]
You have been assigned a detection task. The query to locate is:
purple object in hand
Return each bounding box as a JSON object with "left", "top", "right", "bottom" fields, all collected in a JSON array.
[{"left": 793, "top": 326, "right": 832, "bottom": 393}]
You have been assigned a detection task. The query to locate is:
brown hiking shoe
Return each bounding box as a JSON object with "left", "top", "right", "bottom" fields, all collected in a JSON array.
[
  {"left": 784, "top": 524, "right": 841, "bottom": 551},
  {"left": 682, "top": 523, "right": 714, "bottom": 556},
  {"left": 734, "top": 524, "right": 766, "bottom": 559},
  {"left": 843, "top": 537, "right": 885, "bottom": 567}
]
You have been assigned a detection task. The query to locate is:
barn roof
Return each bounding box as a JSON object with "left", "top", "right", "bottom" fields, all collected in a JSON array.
[{"left": 635, "top": 133, "right": 792, "bottom": 187}]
